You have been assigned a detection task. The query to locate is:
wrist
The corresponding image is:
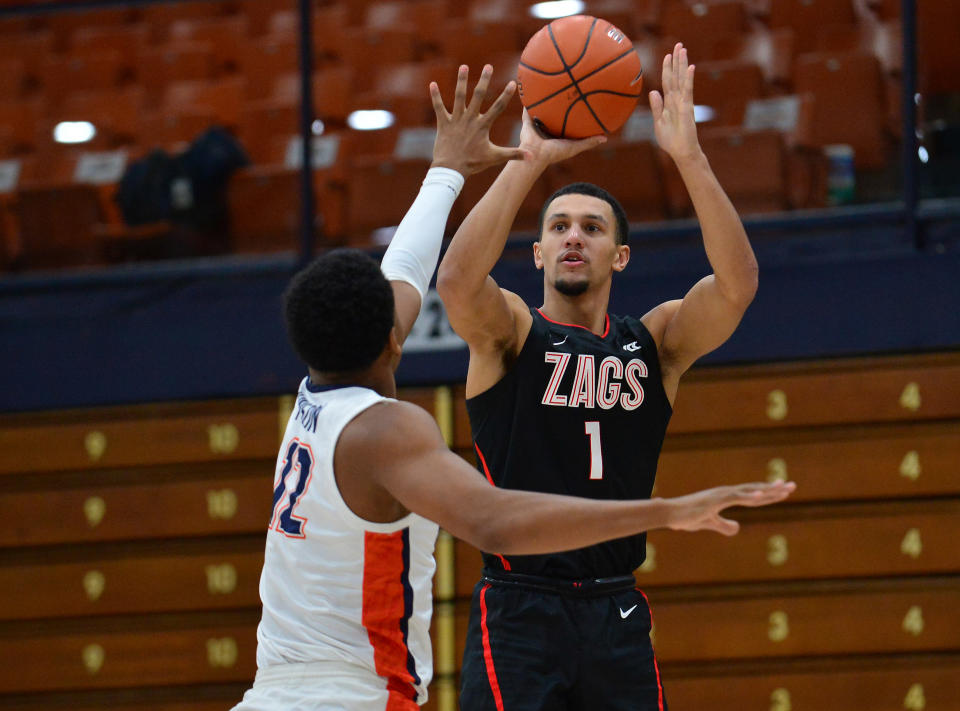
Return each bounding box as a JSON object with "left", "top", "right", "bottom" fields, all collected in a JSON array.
[{"left": 671, "top": 147, "right": 709, "bottom": 172}]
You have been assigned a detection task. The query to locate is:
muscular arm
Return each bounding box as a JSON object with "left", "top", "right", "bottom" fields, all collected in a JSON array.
[
  {"left": 647, "top": 46, "right": 758, "bottom": 391},
  {"left": 339, "top": 401, "right": 795, "bottom": 554},
  {"left": 437, "top": 111, "right": 605, "bottom": 393}
]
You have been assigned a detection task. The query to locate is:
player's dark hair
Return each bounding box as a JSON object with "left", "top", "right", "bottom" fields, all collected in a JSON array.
[
  {"left": 283, "top": 249, "right": 395, "bottom": 373},
  {"left": 539, "top": 182, "right": 630, "bottom": 246}
]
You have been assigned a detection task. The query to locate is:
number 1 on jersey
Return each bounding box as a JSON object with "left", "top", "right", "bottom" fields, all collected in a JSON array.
[{"left": 584, "top": 421, "right": 604, "bottom": 480}]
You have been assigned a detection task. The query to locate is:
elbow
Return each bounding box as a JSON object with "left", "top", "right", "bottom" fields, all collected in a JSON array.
[
  {"left": 435, "top": 262, "right": 459, "bottom": 301},
  {"left": 725, "top": 261, "right": 758, "bottom": 309},
  {"left": 458, "top": 515, "right": 511, "bottom": 555}
]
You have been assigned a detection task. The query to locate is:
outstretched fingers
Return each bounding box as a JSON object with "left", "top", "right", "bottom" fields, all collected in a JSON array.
[
  {"left": 482, "top": 78, "right": 517, "bottom": 125},
  {"left": 452, "top": 64, "right": 469, "bottom": 117},
  {"left": 429, "top": 82, "right": 450, "bottom": 122},
  {"left": 467, "top": 64, "right": 493, "bottom": 115}
]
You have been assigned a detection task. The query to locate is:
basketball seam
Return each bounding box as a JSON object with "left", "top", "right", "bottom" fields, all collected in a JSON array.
[
  {"left": 523, "top": 46, "right": 642, "bottom": 111},
  {"left": 547, "top": 18, "right": 608, "bottom": 136}
]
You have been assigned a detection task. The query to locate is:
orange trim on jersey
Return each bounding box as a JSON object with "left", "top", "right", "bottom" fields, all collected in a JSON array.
[
  {"left": 362, "top": 530, "right": 419, "bottom": 710},
  {"left": 473, "top": 442, "right": 511, "bottom": 571},
  {"left": 479, "top": 584, "right": 506, "bottom": 711},
  {"left": 638, "top": 588, "right": 665, "bottom": 711},
  {"left": 537, "top": 308, "right": 610, "bottom": 338}
]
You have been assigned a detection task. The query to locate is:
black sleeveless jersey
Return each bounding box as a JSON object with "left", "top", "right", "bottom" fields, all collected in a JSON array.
[{"left": 466, "top": 307, "right": 673, "bottom": 579}]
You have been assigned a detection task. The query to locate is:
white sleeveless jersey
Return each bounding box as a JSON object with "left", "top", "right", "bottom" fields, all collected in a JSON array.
[{"left": 255, "top": 379, "right": 439, "bottom": 705}]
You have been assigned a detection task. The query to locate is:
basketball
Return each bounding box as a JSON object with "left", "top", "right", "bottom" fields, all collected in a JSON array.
[{"left": 517, "top": 15, "right": 643, "bottom": 139}]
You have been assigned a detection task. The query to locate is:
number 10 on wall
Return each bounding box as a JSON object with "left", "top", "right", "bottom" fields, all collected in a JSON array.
[{"left": 585, "top": 421, "right": 603, "bottom": 480}]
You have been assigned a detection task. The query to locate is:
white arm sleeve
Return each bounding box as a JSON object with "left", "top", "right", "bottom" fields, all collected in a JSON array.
[{"left": 380, "top": 166, "right": 465, "bottom": 302}]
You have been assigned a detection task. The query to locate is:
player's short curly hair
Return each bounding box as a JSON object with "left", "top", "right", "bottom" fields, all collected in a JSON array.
[
  {"left": 539, "top": 182, "right": 630, "bottom": 246},
  {"left": 283, "top": 249, "right": 395, "bottom": 373}
]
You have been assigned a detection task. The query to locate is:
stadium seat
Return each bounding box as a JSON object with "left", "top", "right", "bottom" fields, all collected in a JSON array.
[
  {"left": 916, "top": 0, "right": 960, "bottom": 96},
  {"left": 238, "top": 102, "right": 301, "bottom": 165},
  {"left": 168, "top": 16, "right": 249, "bottom": 74},
  {"left": 712, "top": 28, "right": 796, "bottom": 89},
  {"left": 52, "top": 88, "right": 147, "bottom": 149},
  {"left": 227, "top": 166, "right": 304, "bottom": 253},
  {"left": 768, "top": 0, "right": 857, "bottom": 53},
  {"left": 311, "top": 4, "right": 351, "bottom": 63},
  {"left": 39, "top": 51, "right": 127, "bottom": 103},
  {"left": 364, "top": 0, "right": 448, "bottom": 54},
  {"left": 140, "top": 0, "right": 233, "bottom": 43},
  {"left": 136, "top": 42, "right": 218, "bottom": 106},
  {"left": 659, "top": 0, "right": 750, "bottom": 61},
  {"left": 693, "top": 59, "right": 766, "bottom": 126},
  {"left": 354, "top": 60, "right": 457, "bottom": 127},
  {"left": 138, "top": 112, "right": 218, "bottom": 152},
  {"left": 0, "top": 101, "right": 43, "bottom": 154},
  {"left": 70, "top": 23, "right": 151, "bottom": 67},
  {"left": 339, "top": 27, "right": 418, "bottom": 93},
  {"left": 437, "top": 19, "right": 523, "bottom": 72},
  {"left": 0, "top": 59, "right": 26, "bottom": 102},
  {"left": 42, "top": 6, "right": 134, "bottom": 52},
  {"left": 793, "top": 51, "right": 890, "bottom": 170},
  {"left": 702, "top": 127, "right": 790, "bottom": 213},
  {"left": 13, "top": 183, "right": 105, "bottom": 269},
  {"left": 163, "top": 78, "right": 248, "bottom": 132},
  {"left": 548, "top": 138, "right": 668, "bottom": 222},
  {"left": 344, "top": 156, "right": 432, "bottom": 244},
  {"left": 0, "top": 31, "right": 53, "bottom": 92},
  {"left": 272, "top": 66, "right": 354, "bottom": 125},
  {"left": 457, "top": 161, "right": 551, "bottom": 234},
  {"left": 237, "top": 0, "right": 296, "bottom": 37},
  {"left": 239, "top": 36, "right": 300, "bottom": 100}
]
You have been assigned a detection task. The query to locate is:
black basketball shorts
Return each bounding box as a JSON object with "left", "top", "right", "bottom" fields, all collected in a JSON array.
[{"left": 459, "top": 571, "right": 668, "bottom": 711}]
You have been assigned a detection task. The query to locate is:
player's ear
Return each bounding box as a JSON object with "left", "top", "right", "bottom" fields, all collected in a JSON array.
[
  {"left": 533, "top": 241, "right": 544, "bottom": 270},
  {"left": 387, "top": 326, "right": 403, "bottom": 358},
  {"left": 612, "top": 244, "right": 630, "bottom": 272}
]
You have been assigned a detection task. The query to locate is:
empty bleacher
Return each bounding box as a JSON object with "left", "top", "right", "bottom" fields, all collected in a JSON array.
[{"left": 0, "top": 0, "right": 931, "bottom": 271}]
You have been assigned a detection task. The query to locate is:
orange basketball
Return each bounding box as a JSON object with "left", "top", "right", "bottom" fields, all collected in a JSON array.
[{"left": 517, "top": 15, "right": 643, "bottom": 139}]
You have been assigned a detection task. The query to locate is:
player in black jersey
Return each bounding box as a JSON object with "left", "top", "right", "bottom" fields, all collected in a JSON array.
[{"left": 438, "top": 44, "right": 768, "bottom": 710}]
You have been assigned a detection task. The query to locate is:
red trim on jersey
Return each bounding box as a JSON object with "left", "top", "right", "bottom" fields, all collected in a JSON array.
[
  {"left": 479, "top": 584, "right": 506, "bottom": 711},
  {"left": 473, "top": 443, "right": 511, "bottom": 571},
  {"left": 362, "top": 531, "right": 419, "bottom": 709},
  {"left": 537, "top": 308, "right": 610, "bottom": 338},
  {"left": 638, "top": 588, "right": 665, "bottom": 711}
]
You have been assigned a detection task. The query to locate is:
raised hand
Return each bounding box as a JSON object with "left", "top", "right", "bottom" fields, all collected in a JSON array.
[
  {"left": 666, "top": 480, "right": 797, "bottom": 536},
  {"left": 518, "top": 108, "right": 607, "bottom": 167},
  {"left": 649, "top": 42, "right": 702, "bottom": 164},
  {"left": 429, "top": 65, "right": 530, "bottom": 176}
]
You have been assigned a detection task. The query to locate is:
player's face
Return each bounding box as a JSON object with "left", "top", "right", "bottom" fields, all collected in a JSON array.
[{"left": 534, "top": 194, "right": 629, "bottom": 295}]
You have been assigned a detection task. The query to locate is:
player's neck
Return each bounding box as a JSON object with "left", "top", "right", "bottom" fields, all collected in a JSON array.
[
  {"left": 307, "top": 367, "right": 396, "bottom": 399},
  {"left": 540, "top": 287, "right": 610, "bottom": 335}
]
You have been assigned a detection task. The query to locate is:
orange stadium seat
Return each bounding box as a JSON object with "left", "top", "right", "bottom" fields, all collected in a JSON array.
[
  {"left": 136, "top": 42, "right": 218, "bottom": 106},
  {"left": 52, "top": 88, "right": 146, "bottom": 150},
  {"left": 916, "top": 0, "right": 960, "bottom": 96},
  {"left": 163, "top": 77, "right": 247, "bottom": 132},
  {"left": 238, "top": 102, "right": 300, "bottom": 165},
  {"left": 227, "top": 166, "right": 304, "bottom": 253},
  {"left": 42, "top": 6, "right": 134, "bottom": 52},
  {"left": 354, "top": 60, "right": 456, "bottom": 127},
  {"left": 236, "top": 0, "right": 295, "bottom": 37},
  {"left": 768, "top": 0, "right": 857, "bottom": 53},
  {"left": 272, "top": 66, "right": 354, "bottom": 125},
  {"left": 311, "top": 4, "right": 351, "bottom": 63},
  {"left": 139, "top": 112, "right": 218, "bottom": 151},
  {"left": 693, "top": 59, "right": 766, "bottom": 126},
  {"left": 140, "top": 0, "right": 233, "bottom": 42},
  {"left": 340, "top": 26, "right": 418, "bottom": 93},
  {"left": 588, "top": 0, "right": 647, "bottom": 37},
  {"left": 458, "top": 161, "right": 551, "bottom": 234},
  {"left": 345, "top": 156, "right": 432, "bottom": 244},
  {"left": 0, "top": 59, "right": 26, "bottom": 102},
  {"left": 0, "top": 101, "right": 43, "bottom": 155},
  {"left": 239, "top": 36, "right": 300, "bottom": 101},
  {"left": 364, "top": 0, "right": 449, "bottom": 54},
  {"left": 39, "top": 51, "right": 127, "bottom": 103},
  {"left": 702, "top": 127, "right": 790, "bottom": 213},
  {"left": 793, "top": 51, "right": 890, "bottom": 170},
  {"left": 712, "top": 27, "right": 796, "bottom": 88},
  {"left": 168, "top": 16, "right": 249, "bottom": 74},
  {"left": 70, "top": 23, "right": 151, "bottom": 64},
  {"left": 0, "top": 32, "right": 54, "bottom": 93},
  {"left": 548, "top": 138, "right": 668, "bottom": 222},
  {"left": 632, "top": 0, "right": 664, "bottom": 32},
  {"left": 13, "top": 182, "right": 105, "bottom": 269},
  {"left": 437, "top": 18, "right": 523, "bottom": 71},
  {"left": 659, "top": 0, "right": 751, "bottom": 61}
]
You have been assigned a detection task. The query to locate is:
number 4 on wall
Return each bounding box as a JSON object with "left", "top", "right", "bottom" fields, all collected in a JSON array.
[{"left": 270, "top": 439, "right": 315, "bottom": 537}]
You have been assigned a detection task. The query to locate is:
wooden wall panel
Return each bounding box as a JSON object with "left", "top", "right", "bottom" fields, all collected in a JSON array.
[
  {"left": 663, "top": 656, "right": 960, "bottom": 711},
  {"left": 668, "top": 356, "right": 960, "bottom": 433},
  {"left": 646, "top": 584, "right": 960, "bottom": 662},
  {"left": 0, "top": 549, "right": 264, "bottom": 620},
  {"left": 0, "top": 622, "right": 257, "bottom": 693},
  {"left": 0, "top": 400, "right": 281, "bottom": 475},
  {"left": 657, "top": 423, "right": 960, "bottom": 501},
  {"left": 0, "top": 474, "right": 272, "bottom": 547},
  {"left": 635, "top": 503, "right": 960, "bottom": 585}
]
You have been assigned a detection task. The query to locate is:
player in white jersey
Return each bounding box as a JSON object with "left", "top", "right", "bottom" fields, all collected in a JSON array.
[{"left": 232, "top": 66, "right": 795, "bottom": 711}]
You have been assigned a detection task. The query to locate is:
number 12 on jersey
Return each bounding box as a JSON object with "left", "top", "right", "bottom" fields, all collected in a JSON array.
[
  {"left": 585, "top": 421, "right": 604, "bottom": 480},
  {"left": 270, "top": 438, "right": 315, "bottom": 537}
]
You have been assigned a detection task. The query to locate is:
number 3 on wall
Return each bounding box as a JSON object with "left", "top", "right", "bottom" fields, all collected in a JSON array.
[
  {"left": 585, "top": 421, "right": 603, "bottom": 480},
  {"left": 270, "top": 439, "right": 315, "bottom": 537}
]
